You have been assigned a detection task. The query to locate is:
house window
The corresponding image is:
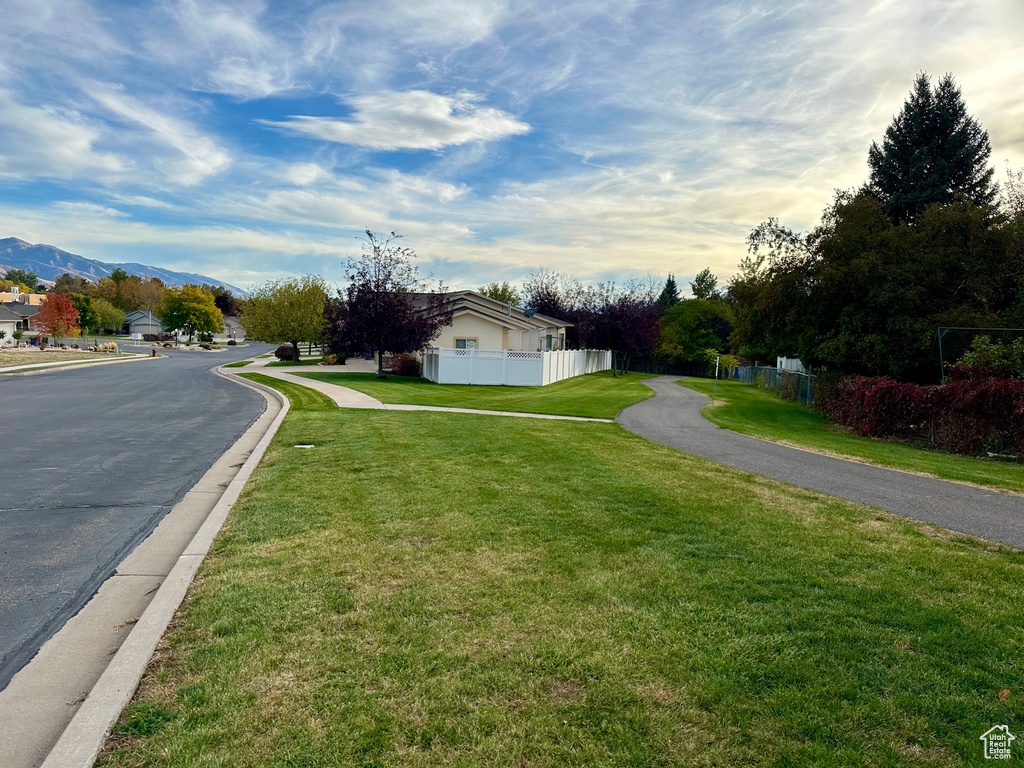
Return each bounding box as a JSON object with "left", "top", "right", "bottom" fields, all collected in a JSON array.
[{"left": 454, "top": 338, "right": 477, "bottom": 350}]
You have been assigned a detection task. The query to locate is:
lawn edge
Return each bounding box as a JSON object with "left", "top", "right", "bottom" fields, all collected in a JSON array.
[{"left": 39, "top": 370, "right": 290, "bottom": 768}]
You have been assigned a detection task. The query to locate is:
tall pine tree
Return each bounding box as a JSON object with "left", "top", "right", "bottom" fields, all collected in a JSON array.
[
  {"left": 655, "top": 274, "right": 680, "bottom": 311},
  {"left": 868, "top": 72, "right": 996, "bottom": 223}
]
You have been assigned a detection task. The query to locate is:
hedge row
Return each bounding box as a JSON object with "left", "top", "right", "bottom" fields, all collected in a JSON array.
[{"left": 815, "top": 372, "right": 1024, "bottom": 455}]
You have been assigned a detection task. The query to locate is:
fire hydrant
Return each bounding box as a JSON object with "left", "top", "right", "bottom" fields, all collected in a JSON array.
[{"left": 151, "top": 348, "right": 156, "bottom": 357}]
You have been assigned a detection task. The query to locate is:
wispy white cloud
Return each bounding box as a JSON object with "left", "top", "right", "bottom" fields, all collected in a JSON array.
[
  {"left": 261, "top": 90, "right": 529, "bottom": 150},
  {"left": 86, "top": 83, "right": 231, "bottom": 185},
  {"left": 106, "top": 194, "right": 180, "bottom": 210},
  {"left": 0, "top": 0, "right": 1021, "bottom": 293},
  {"left": 284, "top": 162, "right": 330, "bottom": 186},
  {"left": 0, "top": 93, "right": 128, "bottom": 180}
]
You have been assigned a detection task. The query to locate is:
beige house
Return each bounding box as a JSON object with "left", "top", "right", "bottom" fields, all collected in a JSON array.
[{"left": 426, "top": 291, "right": 572, "bottom": 352}]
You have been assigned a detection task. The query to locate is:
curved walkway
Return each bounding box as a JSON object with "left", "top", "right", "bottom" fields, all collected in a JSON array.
[
  {"left": 618, "top": 376, "right": 1024, "bottom": 549},
  {"left": 230, "top": 362, "right": 614, "bottom": 423}
]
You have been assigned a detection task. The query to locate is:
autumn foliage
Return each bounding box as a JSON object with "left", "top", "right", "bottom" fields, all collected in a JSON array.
[
  {"left": 35, "top": 293, "right": 81, "bottom": 344},
  {"left": 815, "top": 372, "right": 1024, "bottom": 455}
]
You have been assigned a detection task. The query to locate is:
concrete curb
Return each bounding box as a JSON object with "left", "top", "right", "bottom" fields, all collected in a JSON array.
[
  {"left": 0, "top": 353, "right": 161, "bottom": 375},
  {"left": 40, "top": 370, "right": 290, "bottom": 768}
]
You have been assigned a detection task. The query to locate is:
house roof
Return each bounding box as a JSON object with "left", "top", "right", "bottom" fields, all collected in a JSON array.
[
  {"left": 125, "top": 310, "right": 161, "bottom": 322},
  {"left": 0, "top": 305, "right": 23, "bottom": 322},
  {"left": 3, "top": 302, "right": 38, "bottom": 317},
  {"left": 411, "top": 290, "right": 573, "bottom": 331}
]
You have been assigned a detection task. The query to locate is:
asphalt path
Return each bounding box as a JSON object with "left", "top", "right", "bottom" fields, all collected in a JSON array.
[
  {"left": 618, "top": 376, "right": 1024, "bottom": 548},
  {"left": 0, "top": 344, "right": 272, "bottom": 691}
]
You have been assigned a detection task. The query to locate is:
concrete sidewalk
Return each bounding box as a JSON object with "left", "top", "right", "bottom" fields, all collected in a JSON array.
[
  {"left": 231, "top": 363, "right": 614, "bottom": 423},
  {"left": 618, "top": 376, "right": 1024, "bottom": 549}
]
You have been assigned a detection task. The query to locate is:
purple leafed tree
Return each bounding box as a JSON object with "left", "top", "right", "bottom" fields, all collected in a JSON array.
[{"left": 324, "top": 230, "right": 452, "bottom": 377}]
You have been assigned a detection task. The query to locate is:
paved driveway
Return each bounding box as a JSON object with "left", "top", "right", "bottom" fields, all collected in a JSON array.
[
  {"left": 0, "top": 345, "right": 271, "bottom": 691},
  {"left": 618, "top": 377, "right": 1024, "bottom": 549}
]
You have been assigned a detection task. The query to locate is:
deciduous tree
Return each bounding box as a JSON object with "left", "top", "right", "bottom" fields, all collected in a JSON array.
[
  {"left": 477, "top": 281, "right": 521, "bottom": 306},
  {"left": 690, "top": 268, "right": 720, "bottom": 300},
  {"left": 94, "top": 298, "right": 126, "bottom": 333},
  {"left": 69, "top": 294, "right": 99, "bottom": 335},
  {"left": 326, "top": 230, "right": 452, "bottom": 377},
  {"left": 35, "top": 293, "right": 80, "bottom": 345},
  {"left": 53, "top": 273, "right": 90, "bottom": 294},
  {"left": 159, "top": 285, "right": 224, "bottom": 341},
  {"left": 240, "top": 275, "right": 328, "bottom": 359},
  {"left": 658, "top": 299, "right": 735, "bottom": 366}
]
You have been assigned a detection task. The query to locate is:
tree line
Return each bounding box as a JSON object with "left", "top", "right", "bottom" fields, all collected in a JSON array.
[
  {"left": 238, "top": 73, "right": 1024, "bottom": 383},
  {"left": 728, "top": 73, "right": 1023, "bottom": 382}
]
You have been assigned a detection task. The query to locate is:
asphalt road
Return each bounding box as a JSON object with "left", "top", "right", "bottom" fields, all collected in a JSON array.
[
  {"left": 0, "top": 344, "right": 272, "bottom": 691},
  {"left": 618, "top": 376, "right": 1024, "bottom": 548}
]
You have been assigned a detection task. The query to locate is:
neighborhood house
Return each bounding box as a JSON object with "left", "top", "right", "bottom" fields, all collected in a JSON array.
[
  {"left": 417, "top": 290, "right": 611, "bottom": 386},
  {"left": 422, "top": 290, "right": 572, "bottom": 352},
  {"left": 124, "top": 310, "right": 164, "bottom": 337},
  {"left": 1, "top": 289, "right": 41, "bottom": 335}
]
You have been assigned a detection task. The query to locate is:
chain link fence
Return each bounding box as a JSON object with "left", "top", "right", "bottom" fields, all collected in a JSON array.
[{"left": 728, "top": 364, "right": 816, "bottom": 407}]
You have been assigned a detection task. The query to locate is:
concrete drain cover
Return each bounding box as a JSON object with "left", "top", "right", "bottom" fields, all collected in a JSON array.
[{"left": 293, "top": 444, "right": 315, "bottom": 448}]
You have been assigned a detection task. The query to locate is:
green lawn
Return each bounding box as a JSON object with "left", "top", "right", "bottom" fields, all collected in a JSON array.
[
  {"left": 295, "top": 370, "right": 656, "bottom": 419},
  {"left": 681, "top": 378, "right": 1024, "bottom": 494},
  {"left": 100, "top": 377, "right": 1024, "bottom": 767},
  {"left": 222, "top": 360, "right": 251, "bottom": 368}
]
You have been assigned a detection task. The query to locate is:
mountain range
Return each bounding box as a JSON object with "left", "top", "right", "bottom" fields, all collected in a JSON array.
[{"left": 0, "top": 237, "right": 246, "bottom": 296}]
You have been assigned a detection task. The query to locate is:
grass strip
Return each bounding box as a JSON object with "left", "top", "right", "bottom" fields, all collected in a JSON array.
[
  {"left": 296, "top": 369, "right": 656, "bottom": 419},
  {"left": 0, "top": 350, "right": 112, "bottom": 368},
  {"left": 222, "top": 361, "right": 251, "bottom": 368},
  {"left": 681, "top": 378, "right": 1024, "bottom": 494},
  {"left": 266, "top": 358, "right": 325, "bottom": 367},
  {"left": 238, "top": 372, "right": 335, "bottom": 409},
  {"left": 100, "top": 379, "right": 1024, "bottom": 767}
]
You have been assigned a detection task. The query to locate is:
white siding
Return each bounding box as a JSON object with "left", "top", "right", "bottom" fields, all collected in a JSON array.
[{"left": 0, "top": 319, "right": 17, "bottom": 345}]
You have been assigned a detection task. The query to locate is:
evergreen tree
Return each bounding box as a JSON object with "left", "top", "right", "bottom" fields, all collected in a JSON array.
[
  {"left": 655, "top": 274, "right": 680, "bottom": 311},
  {"left": 868, "top": 73, "right": 997, "bottom": 223},
  {"left": 4, "top": 268, "right": 39, "bottom": 291}
]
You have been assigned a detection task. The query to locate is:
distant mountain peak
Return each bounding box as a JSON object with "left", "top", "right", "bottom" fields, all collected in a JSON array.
[{"left": 0, "top": 237, "right": 246, "bottom": 297}]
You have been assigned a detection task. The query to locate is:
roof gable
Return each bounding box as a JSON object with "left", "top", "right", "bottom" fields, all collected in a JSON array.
[{"left": 0, "top": 305, "right": 22, "bottom": 322}]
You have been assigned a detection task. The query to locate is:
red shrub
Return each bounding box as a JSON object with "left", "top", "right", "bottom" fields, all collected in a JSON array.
[
  {"left": 389, "top": 353, "right": 421, "bottom": 376},
  {"left": 863, "top": 379, "right": 922, "bottom": 437},
  {"left": 815, "top": 374, "right": 1024, "bottom": 455}
]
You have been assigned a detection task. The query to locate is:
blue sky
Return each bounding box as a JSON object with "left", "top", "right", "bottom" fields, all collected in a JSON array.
[{"left": 0, "top": 0, "right": 1021, "bottom": 293}]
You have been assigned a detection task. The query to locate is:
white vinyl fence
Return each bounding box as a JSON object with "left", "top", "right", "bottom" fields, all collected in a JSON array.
[{"left": 422, "top": 348, "right": 612, "bottom": 386}]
